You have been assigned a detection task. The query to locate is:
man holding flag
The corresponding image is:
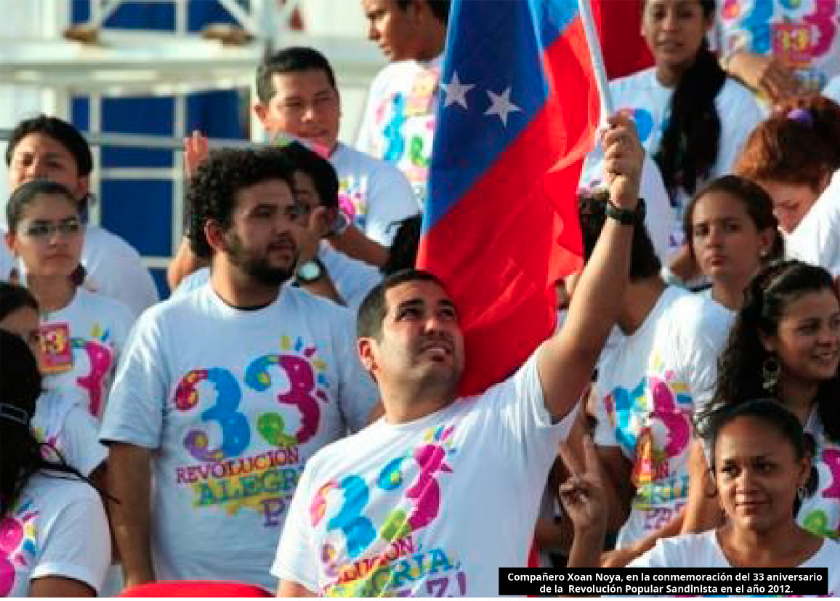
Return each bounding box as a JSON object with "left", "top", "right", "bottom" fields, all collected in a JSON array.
[{"left": 271, "top": 0, "right": 643, "bottom": 595}]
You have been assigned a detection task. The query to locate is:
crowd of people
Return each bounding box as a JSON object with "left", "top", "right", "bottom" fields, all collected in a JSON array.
[{"left": 2, "top": 0, "right": 840, "bottom": 596}]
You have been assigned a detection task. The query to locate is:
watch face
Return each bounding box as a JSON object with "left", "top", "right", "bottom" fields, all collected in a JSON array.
[{"left": 298, "top": 260, "right": 322, "bottom": 282}]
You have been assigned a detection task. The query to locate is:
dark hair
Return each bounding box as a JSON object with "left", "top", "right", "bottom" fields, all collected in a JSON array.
[
  {"left": 649, "top": 0, "right": 725, "bottom": 197},
  {"left": 282, "top": 142, "right": 339, "bottom": 209},
  {"left": 358, "top": 268, "right": 447, "bottom": 340},
  {"left": 0, "top": 282, "right": 39, "bottom": 321},
  {"left": 395, "top": 0, "right": 451, "bottom": 24},
  {"left": 735, "top": 95, "right": 840, "bottom": 190},
  {"left": 256, "top": 47, "right": 337, "bottom": 104},
  {"left": 696, "top": 399, "right": 818, "bottom": 508},
  {"left": 185, "top": 148, "right": 296, "bottom": 259},
  {"left": 6, "top": 179, "right": 80, "bottom": 233},
  {"left": 0, "top": 330, "right": 91, "bottom": 517},
  {"left": 383, "top": 214, "right": 422, "bottom": 275},
  {"left": 5, "top": 115, "right": 93, "bottom": 177},
  {"left": 698, "top": 398, "right": 808, "bottom": 464},
  {"left": 684, "top": 175, "right": 785, "bottom": 263},
  {"left": 714, "top": 261, "right": 840, "bottom": 442},
  {"left": 578, "top": 188, "right": 661, "bottom": 281}
]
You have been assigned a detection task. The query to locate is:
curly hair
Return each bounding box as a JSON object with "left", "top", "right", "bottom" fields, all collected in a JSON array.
[
  {"left": 734, "top": 95, "right": 840, "bottom": 189},
  {"left": 713, "top": 261, "right": 840, "bottom": 442},
  {"left": 185, "top": 148, "right": 296, "bottom": 259}
]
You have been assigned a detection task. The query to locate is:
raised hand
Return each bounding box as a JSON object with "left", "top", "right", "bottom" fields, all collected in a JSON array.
[
  {"left": 184, "top": 130, "right": 210, "bottom": 180},
  {"left": 601, "top": 113, "right": 644, "bottom": 211},
  {"left": 558, "top": 434, "right": 608, "bottom": 535}
]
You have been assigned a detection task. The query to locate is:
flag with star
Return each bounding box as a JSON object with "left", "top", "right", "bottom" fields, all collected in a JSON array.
[{"left": 418, "top": 0, "right": 601, "bottom": 396}]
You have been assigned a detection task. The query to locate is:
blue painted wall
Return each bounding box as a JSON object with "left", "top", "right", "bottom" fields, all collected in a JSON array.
[{"left": 70, "top": 1, "right": 248, "bottom": 297}]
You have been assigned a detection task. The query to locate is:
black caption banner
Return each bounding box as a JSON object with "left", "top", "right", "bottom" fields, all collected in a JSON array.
[{"left": 499, "top": 568, "right": 829, "bottom": 596}]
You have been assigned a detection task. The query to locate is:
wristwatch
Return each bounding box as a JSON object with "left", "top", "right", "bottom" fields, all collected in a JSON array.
[
  {"left": 296, "top": 258, "right": 326, "bottom": 284},
  {"left": 328, "top": 210, "right": 351, "bottom": 237},
  {"left": 605, "top": 198, "right": 645, "bottom": 225}
]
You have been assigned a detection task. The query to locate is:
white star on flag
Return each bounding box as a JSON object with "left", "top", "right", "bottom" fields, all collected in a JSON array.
[
  {"left": 485, "top": 87, "right": 521, "bottom": 126},
  {"left": 441, "top": 71, "right": 474, "bottom": 109}
]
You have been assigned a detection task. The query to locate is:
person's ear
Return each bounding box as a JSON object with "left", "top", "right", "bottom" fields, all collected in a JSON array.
[
  {"left": 75, "top": 175, "right": 90, "bottom": 202},
  {"left": 204, "top": 220, "right": 226, "bottom": 254},
  {"left": 4, "top": 231, "right": 19, "bottom": 256},
  {"left": 254, "top": 102, "right": 269, "bottom": 128},
  {"left": 358, "top": 337, "right": 379, "bottom": 374},
  {"left": 758, "top": 331, "right": 776, "bottom": 355},
  {"left": 311, "top": 206, "right": 334, "bottom": 238},
  {"left": 757, "top": 228, "right": 776, "bottom": 261}
]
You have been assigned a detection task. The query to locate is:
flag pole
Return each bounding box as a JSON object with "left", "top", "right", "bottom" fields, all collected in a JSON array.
[{"left": 576, "top": 0, "right": 614, "bottom": 118}]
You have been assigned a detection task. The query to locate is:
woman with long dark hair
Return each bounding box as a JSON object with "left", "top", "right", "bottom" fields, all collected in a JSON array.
[{"left": 0, "top": 329, "right": 110, "bottom": 596}]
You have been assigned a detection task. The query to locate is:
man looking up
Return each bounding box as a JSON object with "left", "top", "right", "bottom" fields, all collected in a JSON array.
[{"left": 274, "top": 113, "right": 644, "bottom": 596}]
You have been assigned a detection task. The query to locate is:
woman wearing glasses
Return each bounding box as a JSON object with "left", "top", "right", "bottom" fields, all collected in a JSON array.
[{"left": 4, "top": 180, "right": 134, "bottom": 420}]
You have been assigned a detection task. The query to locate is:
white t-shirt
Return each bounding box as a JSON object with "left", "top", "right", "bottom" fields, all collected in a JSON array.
[
  {"left": 0, "top": 473, "right": 111, "bottom": 597},
  {"left": 581, "top": 154, "right": 679, "bottom": 261},
  {"left": 319, "top": 243, "right": 381, "bottom": 312},
  {"left": 81, "top": 225, "right": 158, "bottom": 318},
  {"left": 272, "top": 349, "right": 576, "bottom": 597},
  {"left": 173, "top": 243, "right": 381, "bottom": 312},
  {"left": 799, "top": 412, "right": 840, "bottom": 540},
  {"left": 99, "top": 284, "right": 379, "bottom": 591},
  {"left": 823, "top": 75, "right": 840, "bottom": 104},
  {"left": 41, "top": 287, "right": 134, "bottom": 420},
  {"left": 608, "top": 67, "right": 762, "bottom": 210},
  {"left": 356, "top": 56, "right": 442, "bottom": 207},
  {"left": 31, "top": 389, "right": 108, "bottom": 477},
  {"left": 330, "top": 143, "right": 420, "bottom": 247},
  {"left": 715, "top": 1, "right": 840, "bottom": 95},
  {"left": 630, "top": 529, "right": 840, "bottom": 593},
  {"left": 785, "top": 169, "right": 840, "bottom": 276},
  {"left": 594, "top": 288, "right": 729, "bottom": 548}
]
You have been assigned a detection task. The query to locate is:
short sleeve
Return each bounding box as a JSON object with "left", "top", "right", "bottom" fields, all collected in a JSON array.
[
  {"left": 99, "top": 310, "right": 168, "bottom": 448},
  {"left": 271, "top": 465, "right": 319, "bottom": 593},
  {"left": 31, "top": 490, "right": 111, "bottom": 593},
  {"left": 485, "top": 345, "right": 579, "bottom": 481},
  {"left": 54, "top": 406, "right": 108, "bottom": 477},
  {"left": 332, "top": 307, "right": 379, "bottom": 433},
  {"left": 626, "top": 539, "right": 671, "bottom": 567},
  {"left": 362, "top": 163, "right": 420, "bottom": 246},
  {"left": 591, "top": 380, "right": 619, "bottom": 447}
]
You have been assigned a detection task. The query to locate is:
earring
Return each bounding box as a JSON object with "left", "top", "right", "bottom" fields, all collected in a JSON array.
[
  {"left": 797, "top": 485, "right": 807, "bottom": 500},
  {"left": 762, "top": 355, "right": 781, "bottom": 393}
]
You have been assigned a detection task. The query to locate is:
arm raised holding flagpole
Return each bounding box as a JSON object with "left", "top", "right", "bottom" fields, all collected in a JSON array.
[{"left": 537, "top": 112, "right": 644, "bottom": 421}]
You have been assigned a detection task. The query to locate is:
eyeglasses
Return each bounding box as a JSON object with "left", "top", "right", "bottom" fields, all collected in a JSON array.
[{"left": 18, "top": 219, "right": 83, "bottom": 239}]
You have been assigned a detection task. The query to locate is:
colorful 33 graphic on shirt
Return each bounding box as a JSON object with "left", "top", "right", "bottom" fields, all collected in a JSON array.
[
  {"left": 172, "top": 335, "right": 331, "bottom": 528},
  {"left": 370, "top": 67, "right": 439, "bottom": 207},
  {"left": 604, "top": 361, "right": 693, "bottom": 510},
  {"left": 800, "top": 428, "right": 840, "bottom": 539},
  {"left": 310, "top": 424, "right": 469, "bottom": 597},
  {"left": 719, "top": 0, "right": 840, "bottom": 91},
  {"left": 0, "top": 499, "right": 38, "bottom": 596},
  {"left": 338, "top": 176, "right": 369, "bottom": 232}
]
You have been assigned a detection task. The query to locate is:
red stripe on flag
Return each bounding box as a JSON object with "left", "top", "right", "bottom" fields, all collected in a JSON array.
[{"left": 418, "top": 17, "right": 599, "bottom": 396}]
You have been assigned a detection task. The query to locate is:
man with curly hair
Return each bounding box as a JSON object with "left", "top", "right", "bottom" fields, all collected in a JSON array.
[{"left": 99, "top": 147, "right": 379, "bottom": 591}]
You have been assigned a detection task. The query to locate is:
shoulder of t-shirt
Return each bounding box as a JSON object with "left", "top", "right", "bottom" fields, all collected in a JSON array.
[
  {"left": 84, "top": 225, "right": 144, "bottom": 261},
  {"left": 75, "top": 288, "right": 136, "bottom": 324},
  {"left": 718, "top": 77, "right": 761, "bottom": 112},
  {"left": 609, "top": 67, "right": 657, "bottom": 97},
  {"left": 370, "top": 59, "right": 433, "bottom": 92},
  {"left": 299, "top": 423, "right": 379, "bottom": 474},
  {"left": 27, "top": 471, "right": 103, "bottom": 507},
  {"left": 333, "top": 143, "right": 410, "bottom": 183},
  {"left": 283, "top": 285, "right": 355, "bottom": 325}
]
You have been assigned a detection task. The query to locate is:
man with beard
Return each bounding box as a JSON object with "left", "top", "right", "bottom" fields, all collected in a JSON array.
[
  {"left": 99, "top": 148, "right": 379, "bottom": 592},
  {"left": 273, "top": 114, "right": 645, "bottom": 596}
]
